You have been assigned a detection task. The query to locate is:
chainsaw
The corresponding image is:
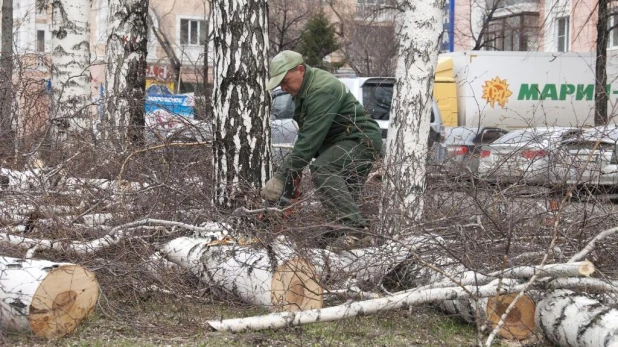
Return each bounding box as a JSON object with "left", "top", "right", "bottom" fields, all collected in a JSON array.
[{"left": 258, "top": 172, "right": 302, "bottom": 223}]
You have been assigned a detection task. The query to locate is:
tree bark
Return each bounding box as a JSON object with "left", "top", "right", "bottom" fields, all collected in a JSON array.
[
  {"left": 0, "top": 256, "right": 99, "bottom": 338},
  {"left": 208, "top": 278, "right": 526, "bottom": 332},
  {"left": 379, "top": 0, "right": 443, "bottom": 234},
  {"left": 0, "top": 0, "right": 14, "bottom": 160},
  {"left": 595, "top": 0, "right": 609, "bottom": 126},
  {"left": 49, "top": 0, "right": 92, "bottom": 157},
  {"left": 147, "top": 10, "right": 181, "bottom": 91},
  {"left": 161, "top": 237, "right": 323, "bottom": 310},
  {"left": 211, "top": 0, "right": 271, "bottom": 208},
  {"left": 536, "top": 289, "right": 618, "bottom": 347},
  {"left": 103, "top": 0, "right": 149, "bottom": 148}
]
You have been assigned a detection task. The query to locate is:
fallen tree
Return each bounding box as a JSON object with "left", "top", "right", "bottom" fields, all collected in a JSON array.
[
  {"left": 207, "top": 279, "right": 526, "bottom": 332},
  {"left": 536, "top": 289, "right": 618, "bottom": 347},
  {"left": 0, "top": 256, "right": 99, "bottom": 338},
  {"left": 161, "top": 236, "right": 323, "bottom": 311}
]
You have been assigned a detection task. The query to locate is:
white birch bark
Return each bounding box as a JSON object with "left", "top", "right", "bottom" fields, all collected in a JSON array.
[
  {"left": 379, "top": 0, "right": 444, "bottom": 234},
  {"left": 50, "top": 0, "right": 92, "bottom": 139},
  {"left": 536, "top": 289, "right": 618, "bottom": 347},
  {"left": 0, "top": 257, "right": 99, "bottom": 338},
  {"left": 161, "top": 237, "right": 323, "bottom": 310},
  {"left": 103, "top": 0, "right": 149, "bottom": 147},
  {"left": 208, "top": 278, "right": 525, "bottom": 332},
  {"left": 211, "top": 0, "right": 271, "bottom": 208}
]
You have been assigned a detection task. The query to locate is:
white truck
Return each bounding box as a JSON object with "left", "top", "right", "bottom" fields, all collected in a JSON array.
[{"left": 434, "top": 51, "right": 618, "bottom": 128}]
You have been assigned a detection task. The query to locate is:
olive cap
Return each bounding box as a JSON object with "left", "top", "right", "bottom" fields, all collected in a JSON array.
[{"left": 267, "top": 51, "right": 304, "bottom": 90}]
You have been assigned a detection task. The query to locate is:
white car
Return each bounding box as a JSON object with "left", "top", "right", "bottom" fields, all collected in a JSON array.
[
  {"left": 552, "top": 126, "right": 618, "bottom": 187},
  {"left": 477, "top": 127, "right": 583, "bottom": 185}
]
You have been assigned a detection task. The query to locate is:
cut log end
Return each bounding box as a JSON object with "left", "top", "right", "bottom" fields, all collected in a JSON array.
[
  {"left": 28, "top": 265, "right": 99, "bottom": 339},
  {"left": 486, "top": 293, "right": 536, "bottom": 340},
  {"left": 579, "top": 260, "right": 595, "bottom": 276},
  {"left": 271, "top": 258, "right": 323, "bottom": 312}
]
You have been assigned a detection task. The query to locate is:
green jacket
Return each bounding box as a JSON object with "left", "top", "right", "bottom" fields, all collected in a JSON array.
[{"left": 275, "top": 66, "right": 382, "bottom": 181}]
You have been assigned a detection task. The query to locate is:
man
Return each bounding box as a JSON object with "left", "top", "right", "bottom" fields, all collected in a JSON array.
[{"left": 261, "top": 50, "right": 383, "bottom": 247}]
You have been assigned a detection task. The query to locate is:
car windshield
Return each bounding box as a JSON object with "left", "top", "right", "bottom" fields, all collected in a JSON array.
[
  {"left": 363, "top": 83, "right": 393, "bottom": 121},
  {"left": 578, "top": 127, "right": 618, "bottom": 142},
  {"left": 494, "top": 130, "right": 552, "bottom": 144},
  {"left": 271, "top": 92, "right": 294, "bottom": 119}
]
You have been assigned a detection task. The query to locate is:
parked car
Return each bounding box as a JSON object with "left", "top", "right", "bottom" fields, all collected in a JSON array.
[
  {"left": 270, "top": 88, "right": 298, "bottom": 164},
  {"left": 439, "top": 126, "right": 508, "bottom": 177},
  {"left": 338, "top": 77, "right": 443, "bottom": 154},
  {"left": 552, "top": 126, "right": 618, "bottom": 187},
  {"left": 477, "top": 127, "right": 583, "bottom": 185}
]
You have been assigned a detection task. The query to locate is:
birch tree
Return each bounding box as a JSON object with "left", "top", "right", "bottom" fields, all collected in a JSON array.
[
  {"left": 379, "top": 0, "right": 444, "bottom": 235},
  {"left": 50, "top": 0, "right": 92, "bottom": 147},
  {"left": 103, "top": 0, "right": 149, "bottom": 147},
  {"left": 211, "top": 0, "right": 271, "bottom": 208},
  {"left": 0, "top": 0, "right": 13, "bottom": 158}
]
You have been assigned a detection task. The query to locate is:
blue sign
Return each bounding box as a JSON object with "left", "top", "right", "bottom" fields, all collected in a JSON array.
[{"left": 145, "top": 94, "right": 194, "bottom": 118}]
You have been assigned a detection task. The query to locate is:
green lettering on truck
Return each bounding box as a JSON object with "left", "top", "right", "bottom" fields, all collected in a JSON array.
[
  {"left": 576, "top": 84, "right": 594, "bottom": 100},
  {"left": 541, "top": 84, "right": 558, "bottom": 100},
  {"left": 518, "top": 84, "right": 539, "bottom": 100},
  {"left": 559, "top": 84, "right": 575, "bottom": 100}
]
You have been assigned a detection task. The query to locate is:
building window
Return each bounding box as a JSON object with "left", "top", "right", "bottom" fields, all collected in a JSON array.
[
  {"left": 485, "top": 13, "right": 539, "bottom": 51},
  {"left": 97, "top": 0, "right": 109, "bottom": 43},
  {"left": 36, "top": 0, "right": 46, "bottom": 16},
  {"left": 180, "top": 19, "right": 207, "bottom": 45},
  {"left": 609, "top": 12, "right": 618, "bottom": 48},
  {"left": 37, "top": 30, "right": 45, "bottom": 52},
  {"left": 556, "top": 17, "right": 569, "bottom": 52}
]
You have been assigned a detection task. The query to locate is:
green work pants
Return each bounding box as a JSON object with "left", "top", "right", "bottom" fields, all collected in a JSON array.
[{"left": 309, "top": 140, "right": 377, "bottom": 228}]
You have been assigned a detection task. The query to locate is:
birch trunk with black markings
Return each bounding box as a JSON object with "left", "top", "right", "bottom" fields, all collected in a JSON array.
[
  {"left": 211, "top": 0, "right": 271, "bottom": 208},
  {"left": 536, "top": 289, "right": 618, "bottom": 347},
  {"left": 50, "top": 0, "right": 92, "bottom": 145}
]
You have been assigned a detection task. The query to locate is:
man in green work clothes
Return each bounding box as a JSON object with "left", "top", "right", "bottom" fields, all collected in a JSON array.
[{"left": 261, "top": 50, "right": 383, "bottom": 248}]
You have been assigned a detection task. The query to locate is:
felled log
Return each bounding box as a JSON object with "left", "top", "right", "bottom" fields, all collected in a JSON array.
[
  {"left": 161, "top": 237, "right": 323, "bottom": 311},
  {"left": 397, "top": 260, "right": 593, "bottom": 340},
  {"left": 429, "top": 267, "right": 536, "bottom": 340},
  {"left": 536, "top": 289, "right": 618, "bottom": 347},
  {"left": 0, "top": 257, "right": 99, "bottom": 338},
  {"left": 270, "top": 234, "right": 436, "bottom": 288},
  {"left": 549, "top": 277, "right": 618, "bottom": 294},
  {"left": 161, "top": 233, "right": 439, "bottom": 311},
  {"left": 208, "top": 278, "right": 526, "bottom": 332},
  {"left": 0, "top": 218, "right": 219, "bottom": 256}
]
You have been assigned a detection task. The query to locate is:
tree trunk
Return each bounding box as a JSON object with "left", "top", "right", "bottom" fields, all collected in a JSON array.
[
  {"left": 161, "top": 237, "right": 323, "bottom": 311},
  {"left": 0, "top": 256, "right": 99, "bottom": 338},
  {"left": 0, "top": 0, "right": 14, "bottom": 160},
  {"left": 103, "top": 0, "right": 149, "bottom": 148},
  {"left": 595, "top": 0, "right": 609, "bottom": 126},
  {"left": 211, "top": 0, "right": 271, "bottom": 208},
  {"left": 379, "top": 0, "right": 443, "bottom": 234},
  {"left": 208, "top": 278, "right": 527, "bottom": 332},
  {"left": 147, "top": 11, "right": 181, "bottom": 90},
  {"left": 49, "top": 0, "right": 92, "bottom": 157},
  {"left": 536, "top": 289, "right": 618, "bottom": 347}
]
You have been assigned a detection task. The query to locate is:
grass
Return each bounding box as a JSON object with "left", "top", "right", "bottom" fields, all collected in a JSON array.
[{"left": 4, "top": 295, "right": 509, "bottom": 347}]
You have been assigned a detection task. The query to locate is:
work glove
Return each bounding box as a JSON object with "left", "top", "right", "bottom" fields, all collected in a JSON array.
[{"left": 261, "top": 177, "right": 284, "bottom": 202}]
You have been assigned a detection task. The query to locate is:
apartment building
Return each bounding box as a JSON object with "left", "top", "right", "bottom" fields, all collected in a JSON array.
[
  {"left": 12, "top": 0, "right": 209, "bottom": 94},
  {"left": 452, "top": 0, "right": 611, "bottom": 53}
]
